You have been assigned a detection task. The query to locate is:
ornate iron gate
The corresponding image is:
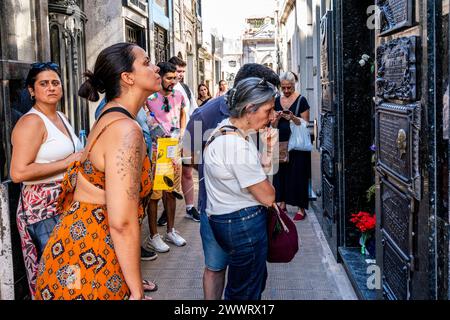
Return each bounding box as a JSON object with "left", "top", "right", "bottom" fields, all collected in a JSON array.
[
  {"left": 319, "top": 10, "right": 339, "bottom": 257},
  {"left": 48, "top": 0, "right": 88, "bottom": 134},
  {"left": 154, "top": 24, "right": 170, "bottom": 64}
]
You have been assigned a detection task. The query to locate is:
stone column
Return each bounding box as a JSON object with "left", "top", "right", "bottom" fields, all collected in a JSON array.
[{"left": 0, "top": 183, "right": 14, "bottom": 300}]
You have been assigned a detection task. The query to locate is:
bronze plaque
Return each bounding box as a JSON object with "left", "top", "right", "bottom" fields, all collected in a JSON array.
[
  {"left": 382, "top": 238, "right": 411, "bottom": 300},
  {"left": 376, "top": 102, "right": 421, "bottom": 199},
  {"left": 320, "top": 11, "right": 334, "bottom": 112},
  {"left": 321, "top": 82, "right": 334, "bottom": 112},
  {"left": 380, "top": 178, "right": 413, "bottom": 257},
  {"left": 376, "top": 36, "right": 417, "bottom": 101},
  {"left": 377, "top": 0, "right": 413, "bottom": 36},
  {"left": 320, "top": 113, "right": 335, "bottom": 156}
]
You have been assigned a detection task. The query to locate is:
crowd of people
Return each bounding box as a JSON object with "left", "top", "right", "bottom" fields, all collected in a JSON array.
[{"left": 10, "top": 42, "right": 312, "bottom": 300}]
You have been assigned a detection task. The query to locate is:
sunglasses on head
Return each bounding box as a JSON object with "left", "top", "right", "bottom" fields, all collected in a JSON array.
[
  {"left": 30, "top": 62, "right": 59, "bottom": 71},
  {"left": 254, "top": 78, "right": 278, "bottom": 97},
  {"left": 163, "top": 96, "right": 170, "bottom": 113}
]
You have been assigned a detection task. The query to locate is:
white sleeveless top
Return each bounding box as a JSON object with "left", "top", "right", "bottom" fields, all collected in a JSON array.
[{"left": 23, "top": 108, "right": 81, "bottom": 185}]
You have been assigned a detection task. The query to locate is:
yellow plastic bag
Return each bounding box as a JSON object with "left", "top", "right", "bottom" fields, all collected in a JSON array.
[{"left": 153, "top": 137, "right": 180, "bottom": 191}]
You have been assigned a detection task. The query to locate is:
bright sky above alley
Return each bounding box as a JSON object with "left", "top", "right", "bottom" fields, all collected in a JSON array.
[{"left": 202, "top": 0, "right": 276, "bottom": 38}]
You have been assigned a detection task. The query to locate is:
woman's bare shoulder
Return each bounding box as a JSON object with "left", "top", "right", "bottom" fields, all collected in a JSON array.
[
  {"left": 98, "top": 115, "right": 143, "bottom": 147},
  {"left": 12, "top": 113, "right": 45, "bottom": 135}
]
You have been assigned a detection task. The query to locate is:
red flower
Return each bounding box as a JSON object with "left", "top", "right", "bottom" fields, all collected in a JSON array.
[{"left": 350, "top": 211, "right": 376, "bottom": 233}]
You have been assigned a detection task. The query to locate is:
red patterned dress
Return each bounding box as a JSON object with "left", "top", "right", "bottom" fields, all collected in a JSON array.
[
  {"left": 17, "top": 182, "right": 62, "bottom": 297},
  {"left": 35, "top": 120, "right": 152, "bottom": 300}
]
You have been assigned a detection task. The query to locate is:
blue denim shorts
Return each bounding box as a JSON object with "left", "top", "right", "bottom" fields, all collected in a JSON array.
[
  {"left": 200, "top": 211, "right": 229, "bottom": 271},
  {"left": 208, "top": 205, "right": 268, "bottom": 300}
]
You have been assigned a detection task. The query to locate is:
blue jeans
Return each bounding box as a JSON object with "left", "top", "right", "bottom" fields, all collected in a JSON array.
[
  {"left": 200, "top": 211, "right": 229, "bottom": 271},
  {"left": 208, "top": 205, "right": 268, "bottom": 300}
]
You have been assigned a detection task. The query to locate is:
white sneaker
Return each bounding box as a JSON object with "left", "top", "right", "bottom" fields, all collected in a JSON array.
[
  {"left": 165, "top": 228, "right": 187, "bottom": 247},
  {"left": 145, "top": 234, "right": 170, "bottom": 253}
]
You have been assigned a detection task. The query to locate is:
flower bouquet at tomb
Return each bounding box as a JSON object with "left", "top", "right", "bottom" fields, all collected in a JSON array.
[{"left": 350, "top": 211, "right": 376, "bottom": 256}]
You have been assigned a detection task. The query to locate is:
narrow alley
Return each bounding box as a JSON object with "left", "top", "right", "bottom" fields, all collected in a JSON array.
[{"left": 140, "top": 175, "right": 356, "bottom": 300}]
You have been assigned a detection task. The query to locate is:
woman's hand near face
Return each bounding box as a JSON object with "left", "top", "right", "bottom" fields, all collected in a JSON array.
[{"left": 270, "top": 111, "right": 282, "bottom": 127}]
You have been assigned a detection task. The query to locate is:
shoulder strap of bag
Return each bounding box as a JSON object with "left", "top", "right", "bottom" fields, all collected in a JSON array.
[
  {"left": 57, "top": 113, "right": 76, "bottom": 152},
  {"left": 180, "top": 82, "right": 192, "bottom": 102},
  {"left": 272, "top": 204, "right": 290, "bottom": 232},
  {"left": 205, "top": 125, "right": 242, "bottom": 149},
  {"left": 294, "top": 95, "right": 302, "bottom": 118},
  {"left": 20, "top": 184, "right": 28, "bottom": 225}
]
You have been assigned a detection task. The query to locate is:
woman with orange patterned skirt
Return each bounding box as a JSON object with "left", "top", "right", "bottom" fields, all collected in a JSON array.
[{"left": 35, "top": 42, "right": 161, "bottom": 300}]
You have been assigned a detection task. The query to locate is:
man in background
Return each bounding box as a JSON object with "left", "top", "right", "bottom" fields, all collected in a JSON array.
[{"left": 156, "top": 56, "right": 201, "bottom": 225}]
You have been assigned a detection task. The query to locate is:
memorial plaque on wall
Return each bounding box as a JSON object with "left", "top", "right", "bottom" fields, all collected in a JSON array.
[
  {"left": 320, "top": 113, "right": 335, "bottom": 156},
  {"left": 377, "top": 0, "right": 413, "bottom": 36},
  {"left": 382, "top": 238, "right": 411, "bottom": 300},
  {"left": 380, "top": 177, "right": 414, "bottom": 257},
  {"left": 320, "top": 11, "right": 334, "bottom": 112},
  {"left": 321, "top": 82, "right": 334, "bottom": 112},
  {"left": 376, "top": 36, "right": 417, "bottom": 101},
  {"left": 320, "top": 12, "right": 331, "bottom": 82},
  {"left": 376, "top": 102, "right": 421, "bottom": 199}
]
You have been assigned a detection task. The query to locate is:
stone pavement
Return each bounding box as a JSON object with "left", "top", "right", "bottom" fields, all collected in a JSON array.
[{"left": 140, "top": 173, "right": 357, "bottom": 300}]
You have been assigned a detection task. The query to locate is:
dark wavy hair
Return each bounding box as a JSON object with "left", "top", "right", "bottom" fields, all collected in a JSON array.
[
  {"left": 234, "top": 63, "right": 280, "bottom": 87},
  {"left": 157, "top": 62, "right": 177, "bottom": 77},
  {"left": 78, "top": 42, "right": 138, "bottom": 102},
  {"left": 25, "top": 62, "right": 62, "bottom": 105},
  {"left": 168, "top": 56, "right": 186, "bottom": 67}
]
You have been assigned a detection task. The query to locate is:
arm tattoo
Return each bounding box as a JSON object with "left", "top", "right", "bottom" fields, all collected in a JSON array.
[{"left": 116, "top": 130, "right": 143, "bottom": 201}]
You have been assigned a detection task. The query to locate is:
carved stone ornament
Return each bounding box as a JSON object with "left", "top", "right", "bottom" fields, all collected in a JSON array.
[
  {"left": 48, "top": 0, "right": 86, "bottom": 21},
  {"left": 376, "top": 36, "right": 417, "bottom": 101}
]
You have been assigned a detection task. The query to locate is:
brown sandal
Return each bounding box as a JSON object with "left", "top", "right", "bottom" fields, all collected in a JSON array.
[{"left": 142, "top": 279, "right": 158, "bottom": 292}]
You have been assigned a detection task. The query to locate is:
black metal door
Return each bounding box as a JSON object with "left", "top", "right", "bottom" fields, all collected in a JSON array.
[
  {"left": 375, "top": 0, "right": 418, "bottom": 300},
  {"left": 375, "top": 0, "right": 449, "bottom": 300},
  {"left": 319, "top": 10, "right": 338, "bottom": 258}
]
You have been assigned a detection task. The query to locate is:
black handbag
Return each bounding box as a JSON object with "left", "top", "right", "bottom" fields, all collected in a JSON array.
[
  {"left": 26, "top": 215, "right": 60, "bottom": 259},
  {"left": 21, "top": 186, "right": 60, "bottom": 260}
]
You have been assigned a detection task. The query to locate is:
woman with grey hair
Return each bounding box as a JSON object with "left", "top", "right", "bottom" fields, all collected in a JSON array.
[
  {"left": 272, "top": 71, "right": 311, "bottom": 221},
  {"left": 203, "top": 77, "right": 277, "bottom": 300}
]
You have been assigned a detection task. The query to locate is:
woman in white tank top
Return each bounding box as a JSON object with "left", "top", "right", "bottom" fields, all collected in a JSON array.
[{"left": 10, "top": 62, "right": 82, "bottom": 298}]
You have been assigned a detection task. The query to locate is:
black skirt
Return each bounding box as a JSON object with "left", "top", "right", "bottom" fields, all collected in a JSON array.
[{"left": 273, "top": 150, "right": 311, "bottom": 209}]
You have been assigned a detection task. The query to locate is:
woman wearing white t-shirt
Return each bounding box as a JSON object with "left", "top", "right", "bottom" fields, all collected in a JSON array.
[{"left": 204, "top": 77, "right": 277, "bottom": 300}]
